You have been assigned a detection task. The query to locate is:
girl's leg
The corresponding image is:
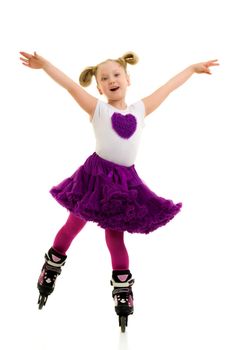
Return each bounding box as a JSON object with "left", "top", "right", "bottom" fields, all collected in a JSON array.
[
  {"left": 105, "top": 228, "right": 129, "bottom": 270},
  {"left": 53, "top": 213, "right": 87, "bottom": 255},
  {"left": 38, "top": 213, "right": 87, "bottom": 308},
  {"left": 105, "top": 229, "right": 134, "bottom": 322}
]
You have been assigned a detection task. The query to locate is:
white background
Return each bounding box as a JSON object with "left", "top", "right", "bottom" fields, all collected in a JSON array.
[{"left": 1, "top": 0, "right": 250, "bottom": 349}]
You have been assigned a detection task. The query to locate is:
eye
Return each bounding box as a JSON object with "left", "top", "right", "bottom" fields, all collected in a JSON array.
[
  {"left": 101, "top": 76, "right": 108, "bottom": 81},
  {"left": 115, "top": 73, "right": 120, "bottom": 77}
]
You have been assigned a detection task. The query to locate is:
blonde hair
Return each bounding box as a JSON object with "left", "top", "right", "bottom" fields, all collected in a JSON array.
[{"left": 79, "top": 51, "right": 139, "bottom": 87}]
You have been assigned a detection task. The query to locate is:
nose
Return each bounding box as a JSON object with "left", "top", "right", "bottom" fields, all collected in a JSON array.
[{"left": 109, "top": 77, "right": 116, "bottom": 85}]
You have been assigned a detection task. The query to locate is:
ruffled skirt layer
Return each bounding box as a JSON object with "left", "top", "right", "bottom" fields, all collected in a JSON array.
[{"left": 50, "top": 153, "right": 182, "bottom": 234}]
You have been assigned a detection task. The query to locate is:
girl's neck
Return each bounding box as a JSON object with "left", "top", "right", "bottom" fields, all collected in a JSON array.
[{"left": 107, "top": 99, "right": 127, "bottom": 110}]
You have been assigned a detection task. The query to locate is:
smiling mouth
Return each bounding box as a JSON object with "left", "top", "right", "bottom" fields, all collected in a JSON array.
[{"left": 110, "top": 87, "right": 119, "bottom": 92}]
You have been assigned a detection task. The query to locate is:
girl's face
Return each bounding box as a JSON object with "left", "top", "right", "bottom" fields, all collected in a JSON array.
[{"left": 96, "top": 60, "right": 130, "bottom": 101}]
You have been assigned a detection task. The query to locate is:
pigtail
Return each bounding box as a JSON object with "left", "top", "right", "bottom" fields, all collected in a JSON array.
[
  {"left": 79, "top": 66, "right": 97, "bottom": 87},
  {"left": 122, "top": 51, "right": 139, "bottom": 65},
  {"left": 116, "top": 51, "right": 139, "bottom": 71}
]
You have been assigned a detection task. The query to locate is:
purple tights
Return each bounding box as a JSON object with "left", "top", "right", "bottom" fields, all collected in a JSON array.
[{"left": 53, "top": 213, "right": 129, "bottom": 270}]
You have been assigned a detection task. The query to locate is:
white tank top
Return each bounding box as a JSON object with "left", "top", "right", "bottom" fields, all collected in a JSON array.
[{"left": 91, "top": 100, "right": 145, "bottom": 166}]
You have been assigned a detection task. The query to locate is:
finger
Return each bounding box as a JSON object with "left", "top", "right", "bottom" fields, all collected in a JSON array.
[
  {"left": 19, "top": 51, "right": 28, "bottom": 56},
  {"left": 203, "top": 65, "right": 211, "bottom": 74},
  {"left": 20, "top": 57, "right": 29, "bottom": 63},
  {"left": 20, "top": 51, "right": 33, "bottom": 59},
  {"left": 20, "top": 53, "right": 34, "bottom": 61},
  {"left": 207, "top": 59, "right": 220, "bottom": 66}
]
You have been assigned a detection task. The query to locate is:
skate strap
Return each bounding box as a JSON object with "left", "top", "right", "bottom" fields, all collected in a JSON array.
[
  {"left": 112, "top": 287, "right": 131, "bottom": 296},
  {"left": 45, "top": 264, "right": 62, "bottom": 273},
  {"left": 45, "top": 253, "right": 66, "bottom": 268},
  {"left": 111, "top": 278, "right": 135, "bottom": 288}
]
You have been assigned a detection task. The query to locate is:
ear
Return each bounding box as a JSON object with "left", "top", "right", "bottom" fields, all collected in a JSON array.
[
  {"left": 126, "top": 74, "right": 131, "bottom": 86},
  {"left": 97, "top": 85, "right": 103, "bottom": 95}
]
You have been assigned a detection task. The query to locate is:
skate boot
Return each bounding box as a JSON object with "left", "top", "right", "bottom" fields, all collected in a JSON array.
[
  {"left": 37, "top": 247, "right": 67, "bottom": 309},
  {"left": 111, "top": 270, "right": 135, "bottom": 332}
]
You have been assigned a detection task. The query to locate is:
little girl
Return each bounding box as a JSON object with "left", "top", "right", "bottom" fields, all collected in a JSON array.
[{"left": 20, "top": 51, "right": 218, "bottom": 326}]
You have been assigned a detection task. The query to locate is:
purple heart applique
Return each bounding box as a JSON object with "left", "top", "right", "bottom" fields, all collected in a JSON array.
[{"left": 111, "top": 112, "right": 137, "bottom": 139}]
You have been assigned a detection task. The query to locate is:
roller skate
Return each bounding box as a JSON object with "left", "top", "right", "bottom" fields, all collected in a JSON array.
[
  {"left": 111, "top": 270, "right": 135, "bottom": 333},
  {"left": 37, "top": 247, "right": 67, "bottom": 309}
]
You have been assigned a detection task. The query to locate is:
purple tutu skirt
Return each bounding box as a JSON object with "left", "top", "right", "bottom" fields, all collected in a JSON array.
[{"left": 50, "top": 152, "right": 182, "bottom": 234}]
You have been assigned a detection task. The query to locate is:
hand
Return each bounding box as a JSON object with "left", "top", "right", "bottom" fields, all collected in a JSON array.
[
  {"left": 192, "top": 59, "right": 219, "bottom": 75},
  {"left": 19, "top": 51, "right": 48, "bottom": 69}
]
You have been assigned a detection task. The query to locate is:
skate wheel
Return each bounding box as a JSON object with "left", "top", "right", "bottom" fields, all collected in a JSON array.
[
  {"left": 38, "top": 295, "right": 47, "bottom": 310},
  {"left": 119, "top": 316, "right": 127, "bottom": 333}
]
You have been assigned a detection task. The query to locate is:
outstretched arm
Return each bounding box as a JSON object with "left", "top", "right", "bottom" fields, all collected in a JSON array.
[
  {"left": 19, "top": 51, "right": 97, "bottom": 117},
  {"left": 142, "top": 60, "right": 219, "bottom": 116}
]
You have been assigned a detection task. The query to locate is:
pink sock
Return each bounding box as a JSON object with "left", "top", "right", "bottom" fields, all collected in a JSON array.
[
  {"left": 105, "top": 228, "right": 129, "bottom": 270},
  {"left": 53, "top": 213, "right": 87, "bottom": 255}
]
